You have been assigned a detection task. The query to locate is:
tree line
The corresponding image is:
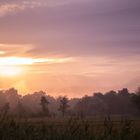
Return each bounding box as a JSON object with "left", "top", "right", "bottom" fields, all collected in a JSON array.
[{"left": 0, "top": 87, "right": 140, "bottom": 118}]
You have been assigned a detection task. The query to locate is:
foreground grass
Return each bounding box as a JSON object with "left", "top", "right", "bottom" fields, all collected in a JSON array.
[{"left": 0, "top": 116, "right": 140, "bottom": 140}]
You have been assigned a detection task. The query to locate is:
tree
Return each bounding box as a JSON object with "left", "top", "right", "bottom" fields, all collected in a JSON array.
[
  {"left": 58, "top": 96, "right": 69, "bottom": 117},
  {"left": 16, "top": 101, "right": 26, "bottom": 117},
  {"left": 1, "top": 102, "right": 10, "bottom": 117},
  {"left": 118, "top": 88, "right": 129, "bottom": 96},
  {"left": 131, "top": 87, "right": 140, "bottom": 113},
  {"left": 40, "top": 96, "right": 50, "bottom": 116},
  {"left": 136, "top": 87, "right": 140, "bottom": 95}
]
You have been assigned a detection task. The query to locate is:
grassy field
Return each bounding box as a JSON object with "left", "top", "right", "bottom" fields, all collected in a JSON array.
[{"left": 0, "top": 116, "right": 140, "bottom": 140}]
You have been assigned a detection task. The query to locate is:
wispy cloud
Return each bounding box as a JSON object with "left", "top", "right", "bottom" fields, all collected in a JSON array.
[
  {"left": 0, "top": 0, "right": 89, "bottom": 17},
  {"left": 0, "top": 43, "right": 73, "bottom": 65},
  {"left": 0, "top": 44, "right": 34, "bottom": 56},
  {"left": 0, "top": 56, "right": 73, "bottom": 66},
  {"left": 0, "top": 4, "right": 24, "bottom": 17},
  {"left": 0, "top": 0, "right": 47, "bottom": 17}
]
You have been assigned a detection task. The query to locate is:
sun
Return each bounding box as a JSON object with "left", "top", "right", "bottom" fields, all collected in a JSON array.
[
  {"left": 0, "top": 66, "right": 23, "bottom": 77},
  {"left": 0, "top": 57, "right": 31, "bottom": 77}
]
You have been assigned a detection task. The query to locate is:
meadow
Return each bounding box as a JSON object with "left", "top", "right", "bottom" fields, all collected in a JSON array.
[{"left": 0, "top": 116, "right": 140, "bottom": 140}]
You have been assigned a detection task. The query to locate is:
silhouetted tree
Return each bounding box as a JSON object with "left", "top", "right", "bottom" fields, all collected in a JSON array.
[
  {"left": 0, "top": 87, "right": 140, "bottom": 117},
  {"left": 136, "top": 87, "right": 140, "bottom": 95},
  {"left": 40, "top": 96, "right": 50, "bottom": 116},
  {"left": 132, "top": 87, "right": 140, "bottom": 113},
  {"left": 15, "top": 101, "right": 26, "bottom": 117},
  {"left": 94, "top": 92, "right": 104, "bottom": 98},
  {"left": 118, "top": 88, "right": 129, "bottom": 96},
  {"left": 58, "top": 96, "right": 69, "bottom": 117},
  {"left": 5, "top": 88, "right": 20, "bottom": 114},
  {"left": 1, "top": 102, "right": 10, "bottom": 117}
]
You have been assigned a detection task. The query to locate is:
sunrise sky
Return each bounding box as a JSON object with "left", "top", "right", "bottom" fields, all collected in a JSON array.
[{"left": 0, "top": 0, "right": 140, "bottom": 97}]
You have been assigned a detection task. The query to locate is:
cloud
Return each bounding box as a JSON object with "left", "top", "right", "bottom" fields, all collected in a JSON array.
[
  {"left": 0, "top": 0, "right": 89, "bottom": 17},
  {"left": 0, "top": 43, "right": 74, "bottom": 66},
  {"left": 0, "top": 44, "right": 33, "bottom": 56},
  {"left": 0, "top": 4, "right": 24, "bottom": 17},
  {"left": 0, "top": 56, "right": 73, "bottom": 66},
  {"left": 0, "top": 0, "right": 47, "bottom": 17},
  {"left": 0, "top": 0, "right": 139, "bottom": 58}
]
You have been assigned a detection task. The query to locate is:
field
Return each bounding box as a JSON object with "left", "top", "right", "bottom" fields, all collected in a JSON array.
[{"left": 0, "top": 116, "right": 140, "bottom": 140}]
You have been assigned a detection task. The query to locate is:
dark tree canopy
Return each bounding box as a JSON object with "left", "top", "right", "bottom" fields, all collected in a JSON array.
[{"left": 0, "top": 87, "right": 140, "bottom": 117}]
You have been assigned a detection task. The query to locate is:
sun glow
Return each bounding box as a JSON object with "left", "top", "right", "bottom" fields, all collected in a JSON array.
[
  {"left": 0, "top": 57, "right": 33, "bottom": 77},
  {"left": 0, "top": 56, "right": 72, "bottom": 77},
  {"left": 0, "top": 51, "right": 5, "bottom": 54},
  {"left": 0, "top": 66, "right": 22, "bottom": 77},
  {"left": 0, "top": 57, "right": 34, "bottom": 66},
  {"left": 0, "top": 57, "right": 71, "bottom": 66},
  {"left": 0, "top": 57, "right": 29, "bottom": 77}
]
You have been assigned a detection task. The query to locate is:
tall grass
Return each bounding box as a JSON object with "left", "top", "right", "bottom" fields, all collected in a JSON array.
[{"left": 0, "top": 116, "right": 139, "bottom": 140}]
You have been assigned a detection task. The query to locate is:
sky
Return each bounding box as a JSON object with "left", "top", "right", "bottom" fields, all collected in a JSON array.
[{"left": 0, "top": 0, "right": 140, "bottom": 97}]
